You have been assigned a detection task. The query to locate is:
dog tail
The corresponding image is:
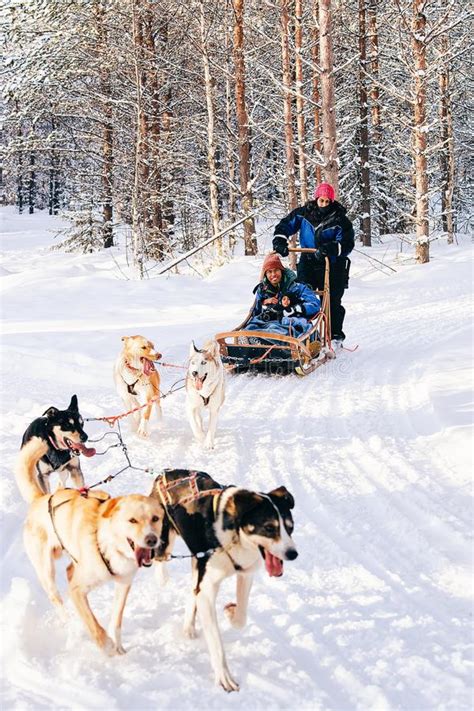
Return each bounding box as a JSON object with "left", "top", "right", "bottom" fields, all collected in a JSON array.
[{"left": 14, "top": 437, "right": 49, "bottom": 502}]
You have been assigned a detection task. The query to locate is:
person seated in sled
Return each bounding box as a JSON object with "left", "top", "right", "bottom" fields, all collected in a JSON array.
[{"left": 246, "top": 253, "right": 320, "bottom": 337}]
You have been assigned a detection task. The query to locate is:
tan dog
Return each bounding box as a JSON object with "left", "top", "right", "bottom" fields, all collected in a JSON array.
[
  {"left": 16, "top": 437, "right": 165, "bottom": 655},
  {"left": 114, "top": 335, "right": 162, "bottom": 438}
]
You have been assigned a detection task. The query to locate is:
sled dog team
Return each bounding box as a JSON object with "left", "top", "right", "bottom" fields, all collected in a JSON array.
[{"left": 14, "top": 336, "right": 298, "bottom": 692}]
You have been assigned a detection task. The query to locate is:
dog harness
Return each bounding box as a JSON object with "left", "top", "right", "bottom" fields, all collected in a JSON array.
[
  {"left": 155, "top": 471, "right": 223, "bottom": 510},
  {"left": 47, "top": 491, "right": 116, "bottom": 575},
  {"left": 154, "top": 472, "right": 243, "bottom": 571},
  {"left": 122, "top": 361, "right": 142, "bottom": 395}
]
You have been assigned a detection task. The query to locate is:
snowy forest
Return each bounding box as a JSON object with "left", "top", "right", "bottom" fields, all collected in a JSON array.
[
  {"left": 2, "top": 0, "right": 472, "bottom": 269},
  {"left": 2, "top": 2, "right": 473, "bottom": 708}
]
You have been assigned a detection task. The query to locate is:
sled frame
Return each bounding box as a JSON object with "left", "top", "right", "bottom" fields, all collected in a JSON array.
[{"left": 215, "top": 254, "right": 334, "bottom": 376}]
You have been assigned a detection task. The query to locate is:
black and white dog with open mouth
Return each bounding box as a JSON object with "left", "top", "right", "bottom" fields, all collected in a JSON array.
[
  {"left": 151, "top": 468, "right": 298, "bottom": 692},
  {"left": 16, "top": 395, "right": 96, "bottom": 499}
]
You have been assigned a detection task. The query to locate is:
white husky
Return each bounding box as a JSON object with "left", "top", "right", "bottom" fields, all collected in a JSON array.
[{"left": 186, "top": 340, "right": 225, "bottom": 449}]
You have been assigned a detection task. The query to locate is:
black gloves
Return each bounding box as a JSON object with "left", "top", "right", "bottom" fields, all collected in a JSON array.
[
  {"left": 272, "top": 235, "right": 289, "bottom": 257},
  {"left": 261, "top": 305, "right": 283, "bottom": 322},
  {"left": 319, "top": 241, "right": 341, "bottom": 258}
]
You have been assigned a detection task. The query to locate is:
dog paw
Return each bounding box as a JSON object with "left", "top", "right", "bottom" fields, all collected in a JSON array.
[
  {"left": 215, "top": 668, "right": 240, "bottom": 693},
  {"left": 137, "top": 428, "right": 149, "bottom": 439},
  {"left": 102, "top": 636, "right": 120, "bottom": 656},
  {"left": 224, "top": 602, "right": 245, "bottom": 629},
  {"left": 203, "top": 438, "right": 215, "bottom": 451},
  {"left": 55, "top": 604, "right": 68, "bottom": 625},
  {"left": 183, "top": 624, "right": 197, "bottom": 639}
]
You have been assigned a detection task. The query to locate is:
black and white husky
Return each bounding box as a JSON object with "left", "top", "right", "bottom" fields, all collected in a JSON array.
[
  {"left": 151, "top": 469, "right": 298, "bottom": 692},
  {"left": 186, "top": 340, "right": 225, "bottom": 449},
  {"left": 16, "top": 395, "right": 95, "bottom": 499}
]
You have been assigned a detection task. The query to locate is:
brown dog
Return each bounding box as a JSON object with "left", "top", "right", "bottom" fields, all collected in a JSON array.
[
  {"left": 16, "top": 436, "right": 165, "bottom": 655},
  {"left": 114, "top": 335, "right": 162, "bottom": 437}
]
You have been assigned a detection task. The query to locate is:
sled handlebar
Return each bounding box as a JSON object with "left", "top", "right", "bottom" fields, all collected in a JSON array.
[{"left": 288, "top": 247, "right": 318, "bottom": 253}]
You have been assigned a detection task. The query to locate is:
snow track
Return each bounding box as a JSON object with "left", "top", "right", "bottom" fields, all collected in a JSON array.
[{"left": 1, "top": 209, "right": 472, "bottom": 710}]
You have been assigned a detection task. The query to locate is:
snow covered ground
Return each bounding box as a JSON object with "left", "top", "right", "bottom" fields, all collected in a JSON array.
[{"left": 1, "top": 206, "right": 472, "bottom": 710}]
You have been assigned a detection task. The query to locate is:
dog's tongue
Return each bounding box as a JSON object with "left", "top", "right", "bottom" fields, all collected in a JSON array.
[
  {"left": 142, "top": 358, "right": 155, "bottom": 376},
  {"left": 135, "top": 547, "right": 152, "bottom": 567},
  {"left": 69, "top": 442, "right": 96, "bottom": 458},
  {"left": 195, "top": 377, "right": 205, "bottom": 391},
  {"left": 264, "top": 551, "right": 284, "bottom": 577}
]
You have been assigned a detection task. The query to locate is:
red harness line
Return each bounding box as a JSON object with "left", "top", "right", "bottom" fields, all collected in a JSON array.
[
  {"left": 96, "top": 395, "right": 162, "bottom": 427},
  {"left": 341, "top": 343, "right": 359, "bottom": 352},
  {"left": 94, "top": 378, "right": 187, "bottom": 427},
  {"left": 156, "top": 362, "right": 187, "bottom": 370}
]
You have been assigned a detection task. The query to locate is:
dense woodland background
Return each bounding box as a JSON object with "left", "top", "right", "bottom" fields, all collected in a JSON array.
[{"left": 1, "top": 0, "right": 472, "bottom": 271}]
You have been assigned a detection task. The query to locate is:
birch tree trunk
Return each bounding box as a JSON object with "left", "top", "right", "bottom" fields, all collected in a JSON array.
[
  {"left": 319, "top": 0, "right": 339, "bottom": 191},
  {"left": 225, "top": 20, "right": 236, "bottom": 248},
  {"left": 294, "top": 0, "right": 308, "bottom": 203},
  {"left": 94, "top": 0, "right": 114, "bottom": 248},
  {"left": 131, "top": 0, "right": 146, "bottom": 276},
  {"left": 142, "top": 5, "right": 164, "bottom": 255},
  {"left": 281, "top": 0, "right": 298, "bottom": 268},
  {"left": 281, "top": 0, "right": 297, "bottom": 212},
  {"left": 102, "top": 108, "right": 114, "bottom": 248},
  {"left": 158, "top": 18, "right": 174, "bottom": 237},
  {"left": 368, "top": 0, "right": 388, "bottom": 233},
  {"left": 17, "top": 155, "right": 24, "bottom": 214},
  {"left": 200, "top": 0, "right": 222, "bottom": 257},
  {"left": 28, "top": 153, "right": 35, "bottom": 214},
  {"left": 311, "top": 0, "right": 322, "bottom": 185},
  {"left": 412, "top": 0, "right": 429, "bottom": 263},
  {"left": 358, "top": 0, "right": 371, "bottom": 245},
  {"left": 232, "top": 0, "right": 257, "bottom": 255},
  {"left": 438, "top": 18, "right": 455, "bottom": 244},
  {"left": 49, "top": 117, "right": 60, "bottom": 216}
]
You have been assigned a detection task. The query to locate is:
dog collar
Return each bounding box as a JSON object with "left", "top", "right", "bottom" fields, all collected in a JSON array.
[{"left": 124, "top": 360, "right": 141, "bottom": 373}]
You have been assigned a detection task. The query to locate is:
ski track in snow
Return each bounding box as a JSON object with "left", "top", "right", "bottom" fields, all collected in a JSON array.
[{"left": 1, "top": 208, "right": 472, "bottom": 710}]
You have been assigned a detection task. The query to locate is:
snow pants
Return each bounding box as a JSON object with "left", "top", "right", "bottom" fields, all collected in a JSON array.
[{"left": 297, "top": 255, "right": 350, "bottom": 339}]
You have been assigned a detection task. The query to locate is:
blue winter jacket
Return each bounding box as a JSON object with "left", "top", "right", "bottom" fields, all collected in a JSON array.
[
  {"left": 274, "top": 200, "right": 354, "bottom": 263},
  {"left": 252, "top": 268, "right": 320, "bottom": 319}
]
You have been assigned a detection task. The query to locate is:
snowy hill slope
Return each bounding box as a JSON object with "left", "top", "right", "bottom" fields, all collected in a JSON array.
[{"left": 1, "top": 207, "right": 472, "bottom": 710}]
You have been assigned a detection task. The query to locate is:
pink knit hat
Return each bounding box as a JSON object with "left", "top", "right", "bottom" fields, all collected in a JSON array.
[
  {"left": 261, "top": 252, "right": 284, "bottom": 278},
  {"left": 314, "top": 183, "right": 336, "bottom": 201}
]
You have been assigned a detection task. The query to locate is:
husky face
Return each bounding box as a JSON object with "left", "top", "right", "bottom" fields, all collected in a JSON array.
[
  {"left": 224, "top": 486, "right": 298, "bottom": 577},
  {"left": 188, "top": 340, "right": 221, "bottom": 391},
  {"left": 41, "top": 394, "right": 90, "bottom": 452}
]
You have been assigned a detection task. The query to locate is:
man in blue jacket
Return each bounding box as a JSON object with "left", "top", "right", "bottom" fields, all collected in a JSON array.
[
  {"left": 247, "top": 253, "right": 320, "bottom": 337},
  {"left": 272, "top": 183, "right": 354, "bottom": 344}
]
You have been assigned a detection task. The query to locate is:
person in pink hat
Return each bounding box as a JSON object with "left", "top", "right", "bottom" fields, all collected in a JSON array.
[{"left": 272, "top": 182, "right": 354, "bottom": 343}]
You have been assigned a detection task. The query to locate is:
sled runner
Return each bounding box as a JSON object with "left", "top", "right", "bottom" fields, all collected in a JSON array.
[{"left": 215, "top": 251, "right": 335, "bottom": 376}]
